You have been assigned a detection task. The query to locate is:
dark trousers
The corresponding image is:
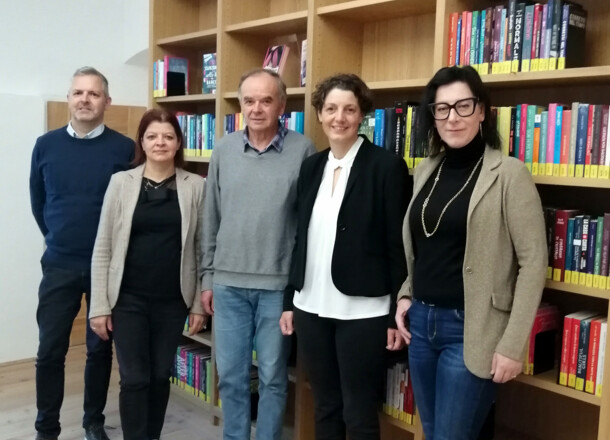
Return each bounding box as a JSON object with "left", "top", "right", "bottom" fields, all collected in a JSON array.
[
  {"left": 35, "top": 264, "right": 113, "bottom": 437},
  {"left": 112, "top": 292, "right": 188, "bottom": 440},
  {"left": 294, "top": 308, "right": 387, "bottom": 440}
]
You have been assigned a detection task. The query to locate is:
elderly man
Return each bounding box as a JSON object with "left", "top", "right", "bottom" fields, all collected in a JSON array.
[
  {"left": 29, "top": 66, "right": 134, "bottom": 440},
  {"left": 201, "top": 68, "right": 315, "bottom": 440}
]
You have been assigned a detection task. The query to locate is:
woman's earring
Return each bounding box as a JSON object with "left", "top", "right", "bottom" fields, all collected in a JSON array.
[{"left": 479, "top": 122, "right": 483, "bottom": 138}]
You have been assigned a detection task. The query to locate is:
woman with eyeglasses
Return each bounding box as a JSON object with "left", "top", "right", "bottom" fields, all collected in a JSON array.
[{"left": 394, "top": 66, "right": 547, "bottom": 440}]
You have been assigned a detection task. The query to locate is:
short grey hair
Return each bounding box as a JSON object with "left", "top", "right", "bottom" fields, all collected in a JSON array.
[
  {"left": 70, "top": 66, "right": 110, "bottom": 97},
  {"left": 237, "top": 68, "right": 287, "bottom": 103}
]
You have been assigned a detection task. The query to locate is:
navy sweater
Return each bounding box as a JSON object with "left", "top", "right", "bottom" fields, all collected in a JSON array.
[{"left": 30, "top": 126, "right": 134, "bottom": 270}]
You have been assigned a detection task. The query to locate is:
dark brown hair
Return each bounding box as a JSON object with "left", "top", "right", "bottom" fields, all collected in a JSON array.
[
  {"left": 311, "top": 73, "right": 373, "bottom": 115},
  {"left": 133, "top": 109, "right": 184, "bottom": 168}
]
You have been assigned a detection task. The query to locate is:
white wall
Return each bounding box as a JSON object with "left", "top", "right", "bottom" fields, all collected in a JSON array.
[{"left": 0, "top": 0, "right": 148, "bottom": 363}]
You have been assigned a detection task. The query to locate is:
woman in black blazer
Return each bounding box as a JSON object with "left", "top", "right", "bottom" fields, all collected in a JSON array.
[{"left": 280, "top": 74, "right": 412, "bottom": 440}]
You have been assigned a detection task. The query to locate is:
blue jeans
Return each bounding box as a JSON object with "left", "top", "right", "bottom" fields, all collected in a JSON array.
[
  {"left": 213, "top": 284, "right": 289, "bottom": 440},
  {"left": 407, "top": 300, "right": 496, "bottom": 440},
  {"left": 35, "top": 264, "right": 113, "bottom": 437}
]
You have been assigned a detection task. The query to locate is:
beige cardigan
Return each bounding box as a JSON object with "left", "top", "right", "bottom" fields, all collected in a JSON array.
[
  {"left": 398, "top": 147, "right": 548, "bottom": 378},
  {"left": 90, "top": 165, "right": 205, "bottom": 318}
]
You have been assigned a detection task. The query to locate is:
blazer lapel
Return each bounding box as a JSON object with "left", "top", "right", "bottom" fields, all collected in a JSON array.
[
  {"left": 176, "top": 168, "right": 191, "bottom": 245},
  {"left": 467, "top": 147, "right": 501, "bottom": 222},
  {"left": 343, "top": 139, "right": 369, "bottom": 200},
  {"left": 123, "top": 165, "right": 144, "bottom": 238},
  {"left": 303, "top": 151, "right": 327, "bottom": 216}
]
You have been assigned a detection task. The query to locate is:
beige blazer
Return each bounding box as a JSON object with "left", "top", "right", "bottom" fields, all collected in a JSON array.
[
  {"left": 398, "top": 147, "right": 548, "bottom": 378},
  {"left": 90, "top": 164, "right": 205, "bottom": 318}
]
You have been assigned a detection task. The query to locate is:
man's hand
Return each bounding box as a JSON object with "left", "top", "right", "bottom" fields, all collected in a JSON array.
[
  {"left": 90, "top": 315, "right": 112, "bottom": 341},
  {"left": 187, "top": 313, "right": 207, "bottom": 335},
  {"left": 395, "top": 298, "right": 412, "bottom": 345},
  {"left": 386, "top": 328, "right": 405, "bottom": 351},
  {"left": 280, "top": 311, "right": 294, "bottom": 336},
  {"left": 201, "top": 290, "right": 214, "bottom": 315}
]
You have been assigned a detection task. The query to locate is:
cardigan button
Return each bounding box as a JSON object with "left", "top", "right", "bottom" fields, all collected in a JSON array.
[
  {"left": 338, "top": 224, "right": 346, "bottom": 231},
  {"left": 465, "top": 266, "right": 473, "bottom": 274}
]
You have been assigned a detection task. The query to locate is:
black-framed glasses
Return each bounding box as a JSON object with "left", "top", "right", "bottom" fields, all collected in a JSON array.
[{"left": 429, "top": 97, "right": 479, "bottom": 120}]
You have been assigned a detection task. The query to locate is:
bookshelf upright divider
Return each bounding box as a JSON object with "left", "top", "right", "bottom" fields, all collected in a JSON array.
[{"left": 149, "top": 0, "right": 610, "bottom": 439}]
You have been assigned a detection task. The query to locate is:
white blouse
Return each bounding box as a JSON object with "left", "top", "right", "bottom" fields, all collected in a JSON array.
[{"left": 293, "top": 137, "right": 390, "bottom": 320}]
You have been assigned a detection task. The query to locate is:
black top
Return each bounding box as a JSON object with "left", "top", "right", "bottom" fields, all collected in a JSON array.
[
  {"left": 410, "top": 135, "right": 485, "bottom": 309},
  {"left": 284, "top": 136, "right": 412, "bottom": 326},
  {"left": 121, "top": 175, "right": 182, "bottom": 298}
]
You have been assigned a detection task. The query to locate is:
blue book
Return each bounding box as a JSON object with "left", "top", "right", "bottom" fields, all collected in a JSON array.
[
  {"left": 471, "top": 10, "right": 480, "bottom": 66},
  {"left": 514, "top": 104, "right": 521, "bottom": 158},
  {"left": 554, "top": 105, "right": 564, "bottom": 171},
  {"left": 540, "top": 111, "right": 548, "bottom": 166},
  {"left": 374, "top": 109, "right": 385, "bottom": 147},
  {"left": 586, "top": 219, "right": 598, "bottom": 276},
  {"left": 478, "top": 10, "right": 486, "bottom": 65},
  {"left": 573, "top": 215, "right": 583, "bottom": 281},
  {"left": 499, "top": 7, "right": 507, "bottom": 62},
  {"left": 565, "top": 217, "right": 575, "bottom": 273},
  {"left": 575, "top": 103, "right": 589, "bottom": 177},
  {"left": 456, "top": 17, "right": 462, "bottom": 65}
]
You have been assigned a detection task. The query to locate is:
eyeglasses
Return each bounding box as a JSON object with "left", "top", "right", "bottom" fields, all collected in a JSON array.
[{"left": 429, "top": 97, "right": 479, "bottom": 120}]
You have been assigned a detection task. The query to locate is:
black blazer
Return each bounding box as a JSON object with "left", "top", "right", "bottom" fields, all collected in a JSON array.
[{"left": 284, "top": 136, "right": 412, "bottom": 321}]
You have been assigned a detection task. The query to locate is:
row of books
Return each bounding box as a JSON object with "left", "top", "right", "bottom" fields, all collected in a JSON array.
[
  {"left": 223, "top": 111, "right": 305, "bottom": 136},
  {"left": 494, "top": 103, "right": 610, "bottom": 179},
  {"left": 153, "top": 55, "right": 190, "bottom": 98},
  {"left": 558, "top": 312, "right": 607, "bottom": 396},
  {"left": 171, "top": 343, "right": 213, "bottom": 403},
  {"left": 448, "top": 0, "right": 587, "bottom": 74},
  {"left": 176, "top": 113, "right": 216, "bottom": 158},
  {"left": 384, "top": 361, "right": 416, "bottom": 425},
  {"left": 544, "top": 209, "right": 610, "bottom": 289},
  {"left": 524, "top": 304, "right": 560, "bottom": 375}
]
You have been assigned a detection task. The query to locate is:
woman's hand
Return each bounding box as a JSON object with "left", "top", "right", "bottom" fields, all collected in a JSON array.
[
  {"left": 387, "top": 328, "right": 405, "bottom": 351},
  {"left": 90, "top": 315, "right": 112, "bottom": 341},
  {"left": 280, "top": 311, "right": 294, "bottom": 336},
  {"left": 491, "top": 352, "right": 523, "bottom": 383},
  {"left": 395, "top": 298, "right": 412, "bottom": 345},
  {"left": 201, "top": 289, "right": 214, "bottom": 315},
  {"left": 188, "top": 313, "right": 207, "bottom": 335}
]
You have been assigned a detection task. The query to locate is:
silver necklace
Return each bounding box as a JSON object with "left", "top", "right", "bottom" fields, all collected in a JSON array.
[
  {"left": 144, "top": 176, "right": 171, "bottom": 192},
  {"left": 421, "top": 155, "right": 484, "bottom": 238}
]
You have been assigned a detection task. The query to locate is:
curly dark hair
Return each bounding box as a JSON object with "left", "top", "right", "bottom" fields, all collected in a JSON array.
[{"left": 311, "top": 73, "right": 373, "bottom": 115}]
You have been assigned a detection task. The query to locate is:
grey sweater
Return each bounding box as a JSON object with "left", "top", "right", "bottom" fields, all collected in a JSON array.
[{"left": 201, "top": 130, "right": 316, "bottom": 291}]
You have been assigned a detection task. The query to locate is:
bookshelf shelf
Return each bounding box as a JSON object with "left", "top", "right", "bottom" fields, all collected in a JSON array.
[
  {"left": 317, "top": 0, "right": 435, "bottom": 22},
  {"left": 380, "top": 413, "right": 418, "bottom": 434},
  {"left": 545, "top": 280, "right": 610, "bottom": 300},
  {"left": 223, "top": 87, "right": 306, "bottom": 100},
  {"left": 366, "top": 78, "right": 429, "bottom": 92},
  {"left": 183, "top": 330, "right": 213, "bottom": 347},
  {"left": 225, "top": 11, "right": 308, "bottom": 35},
  {"left": 157, "top": 28, "right": 217, "bottom": 48},
  {"left": 481, "top": 66, "right": 610, "bottom": 89},
  {"left": 514, "top": 369, "right": 601, "bottom": 407},
  {"left": 533, "top": 175, "right": 610, "bottom": 189},
  {"left": 155, "top": 94, "right": 216, "bottom": 104}
]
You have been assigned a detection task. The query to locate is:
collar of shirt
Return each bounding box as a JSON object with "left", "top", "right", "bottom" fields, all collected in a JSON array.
[
  {"left": 243, "top": 123, "right": 288, "bottom": 154},
  {"left": 67, "top": 122, "right": 105, "bottom": 139},
  {"left": 327, "top": 136, "right": 363, "bottom": 170}
]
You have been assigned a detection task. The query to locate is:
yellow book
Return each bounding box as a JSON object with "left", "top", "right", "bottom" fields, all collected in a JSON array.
[
  {"left": 503, "top": 61, "right": 512, "bottom": 73},
  {"left": 532, "top": 163, "right": 538, "bottom": 175},
  {"left": 479, "top": 63, "right": 489, "bottom": 75},
  {"left": 575, "top": 164, "right": 584, "bottom": 177},
  {"left": 599, "top": 277, "right": 607, "bottom": 290},
  {"left": 593, "top": 274, "right": 600, "bottom": 289},
  {"left": 472, "top": 64, "right": 479, "bottom": 73},
  {"left": 553, "top": 268, "right": 561, "bottom": 282},
  {"left": 511, "top": 60, "right": 519, "bottom": 73},
  {"left": 521, "top": 59, "right": 530, "bottom": 72},
  {"left": 559, "top": 371, "right": 568, "bottom": 386},
  {"left": 553, "top": 163, "right": 560, "bottom": 176},
  {"left": 579, "top": 272, "right": 586, "bottom": 285},
  {"left": 525, "top": 163, "right": 532, "bottom": 172},
  {"left": 531, "top": 59, "right": 539, "bottom": 71},
  {"left": 539, "top": 58, "right": 549, "bottom": 71},
  {"left": 545, "top": 163, "right": 553, "bottom": 176},
  {"left": 492, "top": 62, "right": 501, "bottom": 74},
  {"left": 565, "top": 271, "right": 572, "bottom": 284},
  {"left": 575, "top": 377, "right": 585, "bottom": 391},
  {"left": 584, "top": 165, "right": 591, "bottom": 178},
  {"left": 568, "top": 373, "right": 577, "bottom": 388},
  {"left": 586, "top": 273, "right": 593, "bottom": 287},
  {"left": 547, "top": 267, "right": 553, "bottom": 279},
  {"left": 560, "top": 164, "right": 568, "bottom": 177},
  {"left": 568, "top": 164, "right": 575, "bottom": 177},
  {"left": 596, "top": 383, "right": 603, "bottom": 398},
  {"left": 549, "top": 57, "right": 557, "bottom": 70},
  {"left": 600, "top": 166, "right": 609, "bottom": 179},
  {"left": 591, "top": 165, "right": 599, "bottom": 179},
  {"left": 558, "top": 57, "right": 566, "bottom": 70}
]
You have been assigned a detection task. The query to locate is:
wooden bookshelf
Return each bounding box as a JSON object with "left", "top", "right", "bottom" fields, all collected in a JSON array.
[
  {"left": 183, "top": 330, "right": 213, "bottom": 347},
  {"left": 149, "top": 0, "right": 610, "bottom": 439}
]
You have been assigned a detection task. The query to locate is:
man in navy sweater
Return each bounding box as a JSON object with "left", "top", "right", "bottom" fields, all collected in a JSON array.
[{"left": 29, "top": 67, "right": 134, "bottom": 440}]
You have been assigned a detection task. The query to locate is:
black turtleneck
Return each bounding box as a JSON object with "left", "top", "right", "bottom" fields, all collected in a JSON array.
[{"left": 409, "top": 135, "right": 485, "bottom": 309}]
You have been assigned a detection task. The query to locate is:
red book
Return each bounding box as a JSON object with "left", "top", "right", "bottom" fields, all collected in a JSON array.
[
  {"left": 553, "top": 209, "right": 580, "bottom": 281},
  {"left": 568, "top": 311, "right": 597, "bottom": 388},
  {"left": 560, "top": 110, "right": 572, "bottom": 177},
  {"left": 585, "top": 317, "right": 604, "bottom": 393},
  {"left": 585, "top": 105, "right": 594, "bottom": 171},
  {"left": 464, "top": 11, "right": 472, "bottom": 66},
  {"left": 460, "top": 11, "right": 468, "bottom": 66},
  {"left": 448, "top": 12, "right": 459, "bottom": 66},
  {"left": 404, "top": 370, "right": 415, "bottom": 423},
  {"left": 559, "top": 314, "right": 574, "bottom": 386},
  {"left": 531, "top": 4, "right": 543, "bottom": 60}
]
